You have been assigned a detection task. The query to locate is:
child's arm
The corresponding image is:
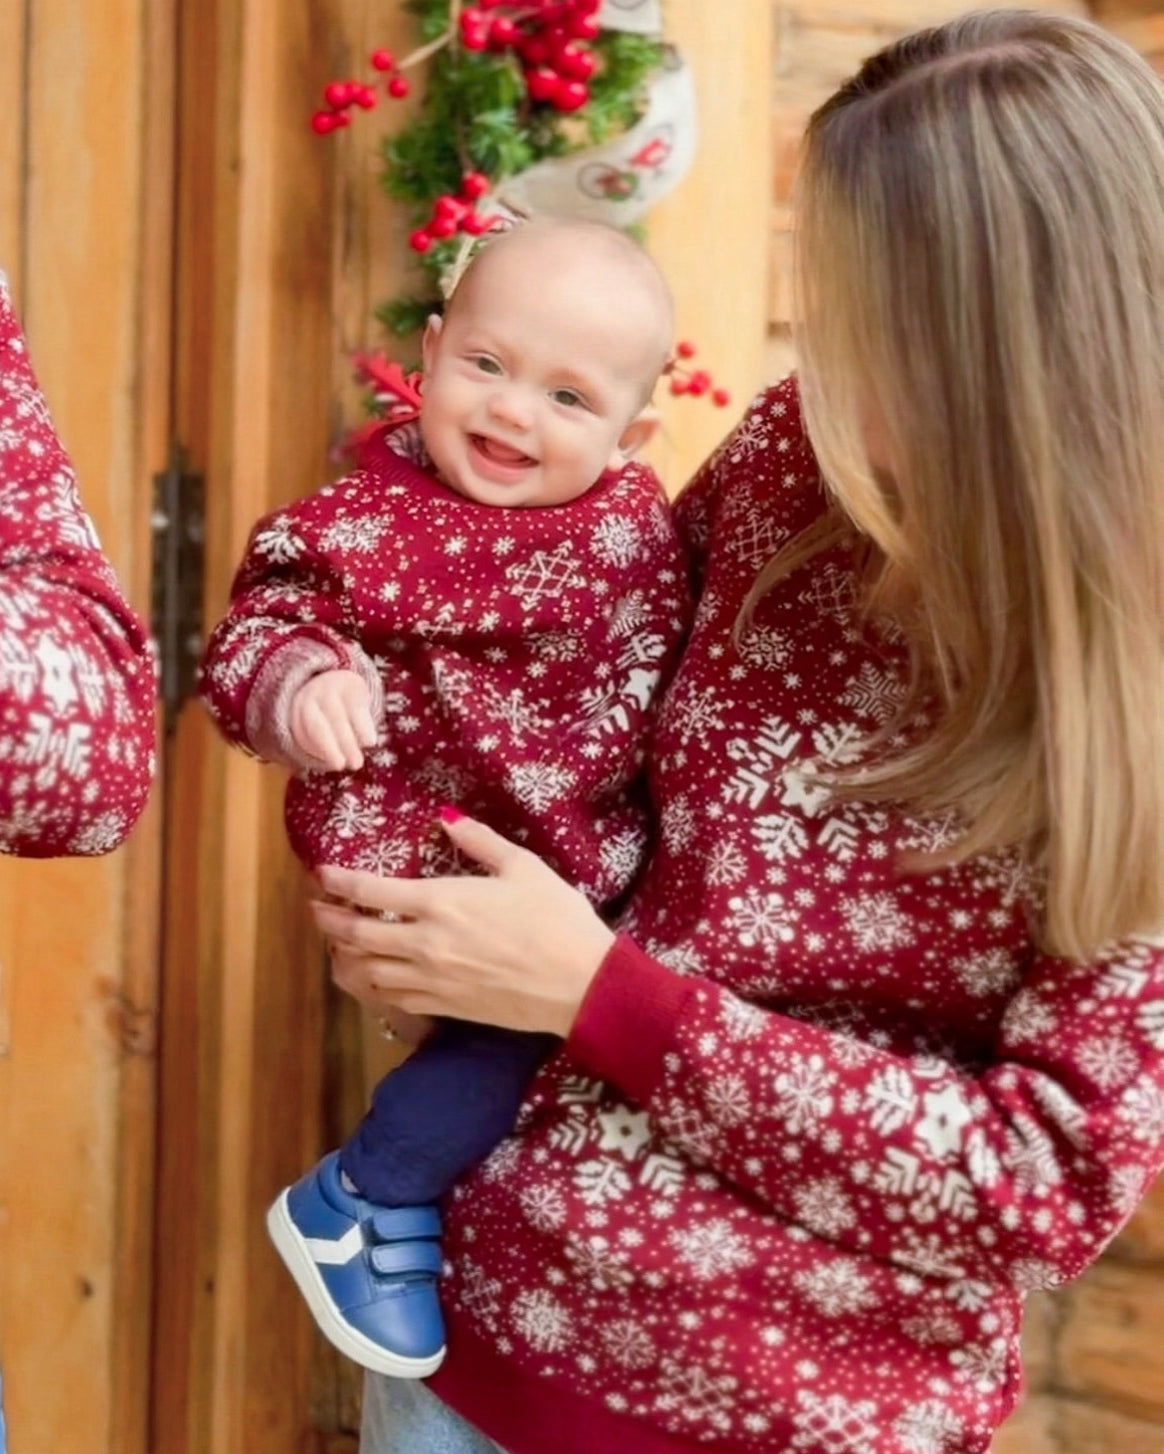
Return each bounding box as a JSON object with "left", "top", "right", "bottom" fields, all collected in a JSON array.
[
  {"left": 197, "top": 500, "right": 384, "bottom": 771},
  {"left": 0, "top": 276, "right": 156, "bottom": 854}
]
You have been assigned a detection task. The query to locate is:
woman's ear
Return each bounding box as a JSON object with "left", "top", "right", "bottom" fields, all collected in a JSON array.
[
  {"left": 608, "top": 407, "right": 660, "bottom": 469},
  {"left": 421, "top": 313, "right": 444, "bottom": 373}
]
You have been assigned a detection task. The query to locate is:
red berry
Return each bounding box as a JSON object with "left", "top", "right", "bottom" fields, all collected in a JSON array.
[
  {"left": 461, "top": 212, "right": 491, "bottom": 235},
  {"left": 324, "top": 80, "right": 353, "bottom": 109},
  {"left": 331, "top": 112, "right": 352, "bottom": 129},
  {"left": 574, "top": 0, "right": 602, "bottom": 14},
  {"left": 669, "top": 376, "right": 690, "bottom": 396},
  {"left": 712, "top": 388, "right": 732, "bottom": 408},
  {"left": 521, "top": 36, "right": 553, "bottom": 66},
  {"left": 434, "top": 193, "right": 466, "bottom": 220},
  {"left": 429, "top": 215, "right": 458, "bottom": 239},
  {"left": 488, "top": 17, "right": 520, "bottom": 49},
  {"left": 460, "top": 9, "right": 489, "bottom": 49},
  {"left": 370, "top": 49, "right": 396, "bottom": 71},
  {"left": 569, "top": 16, "right": 601, "bottom": 41},
  {"left": 460, "top": 171, "right": 490, "bottom": 201},
  {"left": 388, "top": 75, "right": 410, "bottom": 98},
  {"left": 353, "top": 85, "right": 378, "bottom": 109},
  {"left": 526, "top": 66, "right": 561, "bottom": 102},
  {"left": 688, "top": 371, "right": 711, "bottom": 397},
  {"left": 311, "top": 110, "right": 338, "bottom": 134},
  {"left": 556, "top": 44, "right": 596, "bottom": 81},
  {"left": 553, "top": 79, "right": 590, "bottom": 112},
  {"left": 676, "top": 340, "right": 697, "bottom": 359},
  {"left": 409, "top": 229, "right": 434, "bottom": 253}
]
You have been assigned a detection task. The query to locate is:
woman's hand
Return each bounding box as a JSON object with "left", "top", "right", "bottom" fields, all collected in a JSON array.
[{"left": 313, "top": 812, "right": 616, "bottom": 1038}]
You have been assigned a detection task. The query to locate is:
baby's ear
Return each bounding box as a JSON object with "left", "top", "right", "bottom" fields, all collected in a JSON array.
[
  {"left": 420, "top": 313, "right": 444, "bottom": 372},
  {"left": 609, "top": 407, "right": 660, "bottom": 469}
]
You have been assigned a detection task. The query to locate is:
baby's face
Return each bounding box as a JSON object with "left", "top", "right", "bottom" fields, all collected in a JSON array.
[{"left": 419, "top": 239, "right": 666, "bottom": 509}]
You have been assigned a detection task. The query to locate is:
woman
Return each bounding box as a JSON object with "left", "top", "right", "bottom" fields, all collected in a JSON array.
[{"left": 314, "top": 12, "right": 1164, "bottom": 1453}]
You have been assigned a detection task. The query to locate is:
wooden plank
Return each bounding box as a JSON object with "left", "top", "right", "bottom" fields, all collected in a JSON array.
[
  {"left": 0, "top": 2, "right": 27, "bottom": 293},
  {"left": 1108, "top": 1176, "right": 1164, "bottom": 1263},
  {"left": 1055, "top": 1261, "right": 1164, "bottom": 1423},
  {"left": 0, "top": 1, "right": 166, "bottom": 1451},
  {"left": 647, "top": 0, "right": 774, "bottom": 491}
]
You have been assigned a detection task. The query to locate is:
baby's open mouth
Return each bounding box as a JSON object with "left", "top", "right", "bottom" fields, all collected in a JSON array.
[{"left": 471, "top": 434, "right": 538, "bottom": 468}]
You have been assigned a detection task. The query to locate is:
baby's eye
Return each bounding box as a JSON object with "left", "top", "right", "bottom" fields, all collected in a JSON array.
[
  {"left": 471, "top": 355, "right": 503, "bottom": 375},
  {"left": 550, "top": 387, "right": 586, "bottom": 408}
]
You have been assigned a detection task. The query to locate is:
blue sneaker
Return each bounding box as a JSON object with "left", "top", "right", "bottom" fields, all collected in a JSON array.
[{"left": 266, "top": 1151, "right": 446, "bottom": 1377}]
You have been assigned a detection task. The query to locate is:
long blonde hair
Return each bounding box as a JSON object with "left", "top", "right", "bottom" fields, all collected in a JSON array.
[{"left": 781, "top": 10, "right": 1164, "bottom": 958}]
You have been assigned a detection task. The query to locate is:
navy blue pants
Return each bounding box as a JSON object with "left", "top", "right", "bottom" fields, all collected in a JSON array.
[{"left": 339, "top": 1020, "right": 557, "bottom": 1205}]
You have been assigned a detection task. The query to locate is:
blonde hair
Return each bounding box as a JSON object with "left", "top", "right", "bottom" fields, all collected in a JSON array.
[{"left": 776, "top": 10, "right": 1164, "bottom": 957}]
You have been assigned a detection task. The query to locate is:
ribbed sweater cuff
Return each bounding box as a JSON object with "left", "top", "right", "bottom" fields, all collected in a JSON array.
[{"left": 566, "top": 932, "right": 695, "bottom": 1108}]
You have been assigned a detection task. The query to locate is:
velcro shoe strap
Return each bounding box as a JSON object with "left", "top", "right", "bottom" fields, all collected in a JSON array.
[
  {"left": 369, "top": 1204, "right": 442, "bottom": 1244},
  {"left": 369, "top": 1240, "right": 445, "bottom": 1280}
]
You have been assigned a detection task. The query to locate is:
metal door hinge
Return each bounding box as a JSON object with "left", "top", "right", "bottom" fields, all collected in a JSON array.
[{"left": 151, "top": 445, "right": 205, "bottom": 730}]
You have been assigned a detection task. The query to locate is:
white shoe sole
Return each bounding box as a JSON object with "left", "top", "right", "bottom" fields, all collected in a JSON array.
[{"left": 266, "top": 1189, "right": 447, "bottom": 1379}]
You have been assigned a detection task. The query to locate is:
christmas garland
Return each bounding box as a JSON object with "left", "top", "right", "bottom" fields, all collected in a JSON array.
[{"left": 312, "top": 0, "right": 728, "bottom": 422}]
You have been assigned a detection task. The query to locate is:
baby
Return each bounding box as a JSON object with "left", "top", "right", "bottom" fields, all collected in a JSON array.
[{"left": 199, "top": 217, "right": 689, "bottom": 1377}]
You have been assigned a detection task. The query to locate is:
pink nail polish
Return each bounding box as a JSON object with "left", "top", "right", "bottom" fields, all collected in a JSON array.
[{"left": 438, "top": 805, "right": 465, "bottom": 824}]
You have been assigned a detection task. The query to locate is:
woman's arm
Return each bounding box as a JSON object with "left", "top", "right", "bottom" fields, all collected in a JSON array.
[
  {"left": 316, "top": 814, "right": 1164, "bottom": 1298},
  {"left": 0, "top": 276, "right": 155, "bottom": 855}
]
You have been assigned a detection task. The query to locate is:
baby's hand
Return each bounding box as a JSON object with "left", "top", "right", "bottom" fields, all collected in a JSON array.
[{"left": 289, "top": 669, "right": 378, "bottom": 771}]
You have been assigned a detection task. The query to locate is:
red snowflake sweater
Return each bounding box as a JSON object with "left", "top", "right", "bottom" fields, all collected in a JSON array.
[
  {"left": 199, "top": 429, "right": 689, "bottom": 901},
  {"left": 427, "top": 376, "right": 1164, "bottom": 1454},
  {"left": 0, "top": 275, "right": 155, "bottom": 855}
]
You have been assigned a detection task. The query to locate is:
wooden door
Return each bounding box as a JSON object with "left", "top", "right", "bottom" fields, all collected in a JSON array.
[{"left": 0, "top": 3, "right": 175, "bottom": 1453}]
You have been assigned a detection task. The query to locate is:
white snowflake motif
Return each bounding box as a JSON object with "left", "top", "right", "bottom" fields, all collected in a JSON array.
[
  {"left": 706, "top": 837, "right": 748, "bottom": 887},
  {"left": 564, "top": 1234, "right": 633, "bottom": 1290},
  {"left": 895, "top": 1400, "right": 964, "bottom": 1454},
  {"left": 599, "top": 827, "right": 645, "bottom": 887},
  {"left": 606, "top": 590, "right": 655, "bottom": 639},
  {"left": 732, "top": 504, "right": 789, "bottom": 566},
  {"left": 325, "top": 794, "right": 387, "bottom": 843},
  {"left": 840, "top": 661, "right": 905, "bottom": 724},
  {"left": 801, "top": 563, "right": 855, "bottom": 624},
  {"left": 727, "top": 886, "right": 796, "bottom": 951},
  {"left": 1137, "top": 998, "right": 1164, "bottom": 1050},
  {"left": 601, "top": 1318, "right": 656, "bottom": 1370},
  {"left": 506, "top": 761, "right": 575, "bottom": 813},
  {"left": 705, "top": 1073, "right": 752, "bottom": 1128},
  {"left": 1000, "top": 987, "right": 1057, "bottom": 1043},
  {"left": 1118, "top": 1079, "right": 1164, "bottom": 1143},
  {"left": 319, "top": 514, "right": 387, "bottom": 555},
  {"left": 507, "top": 541, "right": 582, "bottom": 605},
  {"left": 668, "top": 1218, "right": 753, "bottom": 1280},
  {"left": 950, "top": 947, "right": 1021, "bottom": 998},
  {"left": 574, "top": 1158, "right": 633, "bottom": 1206},
  {"left": 915, "top": 1084, "right": 974, "bottom": 1159},
  {"left": 737, "top": 623, "right": 790, "bottom": 669},
  {"left": 1077, "top": 1034, "right": 1140, "bottom": 1092},
  {"left": 656, "top": 1358, "right": 739, "bottom": 1432},
  {"left": 793, "top": 1177, "right": 857, "bottom": 1240},
  {"left": 794, "top": 1259, "right": 877, "bottom": 1318},
  {"left": 725, "top": 409, "right": 772, "bottom": 462},
  {"left": 519, "top": 1184, "right": 567, "bottom": 1232},
  {"left": 668, "top": 682, "right": 725, "bottom": 743},
  {"left": 596, "top": 1103, "right": 653, "bottom": 1160},
  {"left": 250, "top": 514, "right": 305, "bottom": 564},
  {"left": 660, "top": 794, "right": 697, "bottom": 854},
  {"left": 511, "top": 1287, "right": 572, "bottom": 1353},
  {"left": 949, "top": 1337, "right": 1009, "bottom": 1392},
  {"left": 34, "top": 635, "right": 78, "bottom": 713},
  {"left": 1004, "top": 1114, "right": 1062, "bottom": 1191},
  {"left": 753, "top": 812, "right": 810, "bottom": 861},
  {"left": 591, "top": 513, "right": 642, "bottom": 568},
  {"left": 793, "top": 1391, "right": 880, "bottom": 1451},
  {"left": 775, "top": 1053, "right": 836, "bottom": 1135},
  {"left": 721, "top": 995, "right": 768, "bottom": 1040},
  {"left": 458, "top": 1259, "right": 503, "bottom": 1326},
  {"left": 68, "top": 810, "right": 129, "bottom": 855},
  {"left": 843, "top": 891, "right": 915, "bottom": 952}
]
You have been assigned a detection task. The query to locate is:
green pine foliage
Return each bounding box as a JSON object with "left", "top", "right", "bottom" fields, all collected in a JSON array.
[{"left": 377, "top": 2, "right": 663, "bottom": 341}]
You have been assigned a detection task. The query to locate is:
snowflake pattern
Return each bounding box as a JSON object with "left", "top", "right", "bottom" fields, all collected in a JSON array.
[
  {"left": 421, "top": 378, "right": 1164, "bottom": 1454},
  {"left": 0, "top": 279, "right": 155, "bottom": 856}
]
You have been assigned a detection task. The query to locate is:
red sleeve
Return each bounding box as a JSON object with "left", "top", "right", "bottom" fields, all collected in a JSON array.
[
  {"left": 569, "top": 932, "right": 1164, "bottom": 1294},
  {"left": 196, "top": 486, "right": 383, "bottom": 767},
  {"left": 0, "top": 276, "right": 156, "bottom": 856}
]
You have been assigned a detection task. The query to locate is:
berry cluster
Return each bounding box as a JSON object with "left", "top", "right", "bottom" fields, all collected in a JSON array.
[
  {"left": 460, "top": 0, "right": 603, "bottom": 113},
  {"left": 409, "top": 172, "right": 494, "bottom": 254},
  {"left": 667, "top": 341, "right": 731, "bottom": 408},
  {"left": 311, "top": 49, "right": 411, "bottom": 134}
]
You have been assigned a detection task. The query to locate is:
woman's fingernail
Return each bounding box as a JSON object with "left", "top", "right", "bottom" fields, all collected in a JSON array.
[{"left": 438, "top": 805, "right": 465, "bottom": 824}]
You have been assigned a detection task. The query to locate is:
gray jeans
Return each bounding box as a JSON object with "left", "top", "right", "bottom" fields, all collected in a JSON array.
[{"left": 360, "top": 1374, "right": 509, "bottom": 1454}]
